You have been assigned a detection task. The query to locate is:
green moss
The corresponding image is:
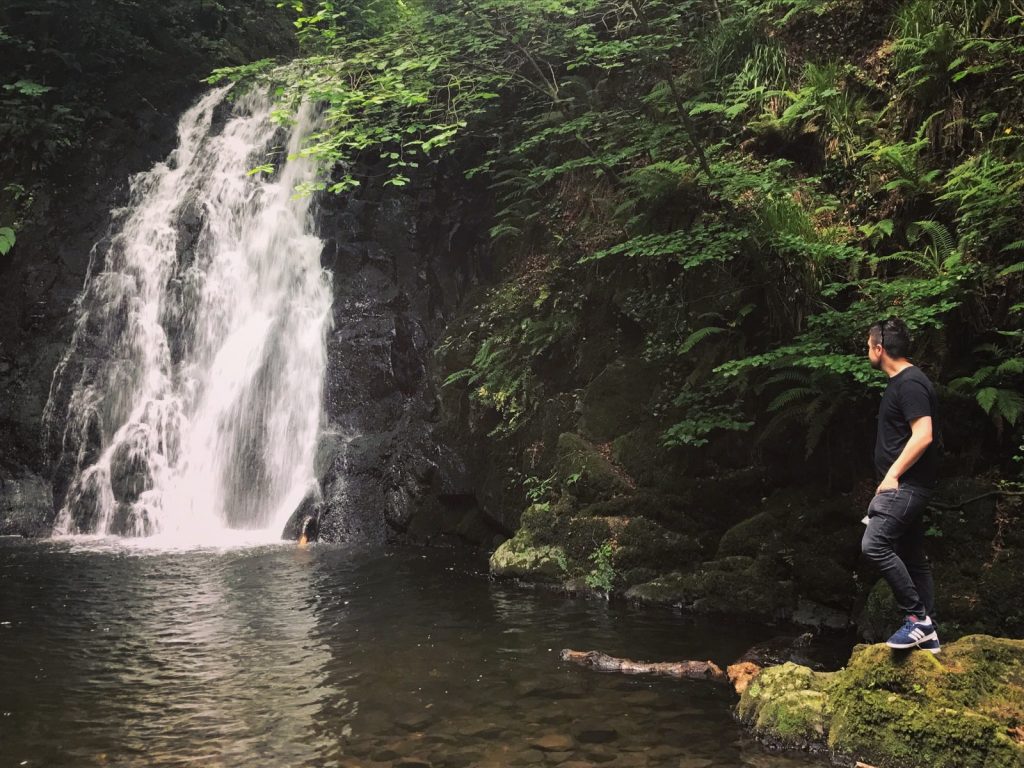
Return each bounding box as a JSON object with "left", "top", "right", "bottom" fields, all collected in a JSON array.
[
  {"left": 625, "top": 555, "right": 795, "bottom": 619},
  {"left": 578, "top": 490, "right": 694, "bottom": 533},
  {"left": 738, "top": 663, "right": 833, "bottom": 747},
  {"left": 564, "top": 516, "right": 612, "bottom": 563},
  {"left": 739, "top": 636, "right": 1024, "bottom": 768},
  {"left": 579, "top": 358, "right": 657, "bottom": 442},
  {"left": 489, "top": 534, "right": 567, "bottom": 582},
  {"left": 610, "top": 424, "right": 694, "bottom": 495},
  {"left": 792, "top": 555, "right": 856, "bottom": 608},
  {"left": 519, "top": 502, "right": 567, "bottom": 547},
  {"left": 716, "top": 508, "right": 783, "bottom": 558},
  {"left": 554, "top": 432, "right": 631, "bottom": 503},
  {"left": 613, "top": 516, "right": 701, "bottom": 572}
]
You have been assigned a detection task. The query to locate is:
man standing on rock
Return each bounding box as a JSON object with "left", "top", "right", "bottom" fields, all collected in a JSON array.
[{"left": 862, "top": 317, "right": 941, "bottom": 653}]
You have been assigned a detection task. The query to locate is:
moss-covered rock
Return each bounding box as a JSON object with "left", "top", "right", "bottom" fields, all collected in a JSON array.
[
  {"left": 612, "top": 516, "right": 701, "bottom": 573},
  {"left": 564, "top": 515, "right": 613, "bottom": 563},
  {"left": 579, "top": 490, "right": 695, "bottom": 533},
  {"left": 625, "top": 555, "right": 796, "bottom": 620},
  {"left": 579, "top": 358, "right": 657, "bottom": 442},
  {"left": 610, "top": 423, "right": 695, "bottom": 495},
  {"left": 827, "top": 636, "right": 1024, "bottom": 768},
  {"left": 489, "top": 535, "right": 567, "bottom": 582},
  {"left": 737, "top": 662, "right": 832, "bottom": 749},
  {"left": 738, "top": 635, "right": 1024, "bottom": 768},
  {"left": 554, "top": 432, "right": 632, "bottom": 503}
]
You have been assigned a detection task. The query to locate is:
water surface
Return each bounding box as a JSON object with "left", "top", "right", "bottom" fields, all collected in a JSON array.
[{"left": 0, "top": 539, "right": 832, "bottom": 767}]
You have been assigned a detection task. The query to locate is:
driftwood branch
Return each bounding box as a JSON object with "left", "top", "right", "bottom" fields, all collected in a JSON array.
[{"left": 560, "top": 649, "right": 727, "bottom": 683}]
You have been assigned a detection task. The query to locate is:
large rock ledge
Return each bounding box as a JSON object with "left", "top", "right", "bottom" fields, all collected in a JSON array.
[{"left": 738, "top": 635, "right": 1024, "bottom": 768}]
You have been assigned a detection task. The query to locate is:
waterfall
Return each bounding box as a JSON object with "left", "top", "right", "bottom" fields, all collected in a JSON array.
[{"left": 44, "top": 87, "right": 333, "bottom": 543}]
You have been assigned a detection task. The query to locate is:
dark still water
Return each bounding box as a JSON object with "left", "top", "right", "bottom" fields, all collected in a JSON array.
[{"left": 0, "top": 539, "right": 831, "bottom": 768}]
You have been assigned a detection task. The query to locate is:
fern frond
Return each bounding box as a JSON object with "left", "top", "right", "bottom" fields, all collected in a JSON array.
[
  {"left": 767, "top": 386, "right": 818, "bottom": 412},
  {"left": 679, "top": 326, "right": 725, "bottom": 354}
]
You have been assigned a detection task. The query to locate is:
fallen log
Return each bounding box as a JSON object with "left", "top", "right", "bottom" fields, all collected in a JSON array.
[{"left": 559, "top": 649, "right": 727, "bottom": 683}]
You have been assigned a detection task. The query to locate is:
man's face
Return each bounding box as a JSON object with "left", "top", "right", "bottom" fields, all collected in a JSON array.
[{"left": 867, "top": 332, "right": 883, "bottom": 370}]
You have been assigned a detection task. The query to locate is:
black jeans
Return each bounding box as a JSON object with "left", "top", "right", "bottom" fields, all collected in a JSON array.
[{"left": 860, "top": 484, "right": 935, "bottom": 619}]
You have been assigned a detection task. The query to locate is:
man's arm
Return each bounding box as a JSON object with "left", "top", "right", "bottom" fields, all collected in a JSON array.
[{"left": 877, "top": 416, "right": 933, "bottom": 493}]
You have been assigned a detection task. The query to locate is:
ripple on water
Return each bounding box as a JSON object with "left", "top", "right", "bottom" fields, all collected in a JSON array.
[{"left": 0, "top": 539, "right": 837, "bottom": 768}]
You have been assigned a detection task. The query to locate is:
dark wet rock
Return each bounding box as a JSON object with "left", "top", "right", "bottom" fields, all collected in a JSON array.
[
  {"left": 578, "top": 358, "right": 657, "bottom": 443},
  {"left": 554, "top": 432, "right": 632, "bottom": 504},
  {"left": 312, "top": 172, "right": 497, "bottom": 545},
  {"left": 108, "top": 502, "right": 155, "bottom": 537},
  {"left": 531, "top": 733, "right": 574, "bottom": 752},
  {"left": 625, "top": 556, "right": 796, "bottom": 621},
  {"left": 281, "top": 488, "right": 323, "bottom": 541},
  {"left": 571, "top": 723, "right": 618, "bottom": 744},
  {"left": 109, "top": 425, "right": 153, "bottom": 503},
  {"left": 65, "top": 469, "right": 110, "bottom": 534},
  {"left": 0, "top": 468, "right": 55, "bottom": 537}
]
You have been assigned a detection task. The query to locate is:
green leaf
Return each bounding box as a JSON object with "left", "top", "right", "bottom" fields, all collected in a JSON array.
[
  {"left": 977, "top": 387, "right": 999, "bottom": 415},
  {"left": 0, "top": 227, "right": 15, "bottom": 256}
]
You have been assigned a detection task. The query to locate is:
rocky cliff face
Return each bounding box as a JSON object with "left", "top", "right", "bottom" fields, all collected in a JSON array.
[{"left": 307, "top": 162, "right": 505, "bottom": 545}]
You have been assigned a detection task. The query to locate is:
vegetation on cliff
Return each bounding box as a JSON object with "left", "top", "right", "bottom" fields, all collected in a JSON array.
[{"left": 216, "top": 0, "right": 1024, "bottom": 478}]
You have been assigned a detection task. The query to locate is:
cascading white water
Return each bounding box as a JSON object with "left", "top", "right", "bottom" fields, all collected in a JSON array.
[{"left": 45, "top": 87, "right": 333, "bottom": 543}]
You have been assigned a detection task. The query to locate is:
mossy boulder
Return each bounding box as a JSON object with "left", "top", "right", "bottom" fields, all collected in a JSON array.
[
  {"left": 554, "top": 432, "right": 632, "bottom": 503},
  {"left": 610, "top": 423, "right": 694, "bottom": 495},
  {"left": 579, "top": 490, "right": 695, "bottom": 534},
  {"left": 489, "top": 534, "right": 567, "bottom": 582},
  {"left": 827, "top": 636, "right": 1024, "bottom": 768},
  {"left": 737, "top": 662, "right": 832, "bottom": 749},
  {"left": 738, "top": 635, "right": 1024, "bottom": 768},
  {"left": 579, "top": 358, "right": 657, "bottom": 442},
  {"left": 625, "top": 555, "right": 796, "bottom": 620},
  {"left": 612, "top": 516, "right": 701, "bottom": 573}
]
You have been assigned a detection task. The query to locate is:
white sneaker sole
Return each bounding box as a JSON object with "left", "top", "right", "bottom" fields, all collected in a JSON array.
[{"left": 887, "top": 630, "right": 938, "bottom": 649}]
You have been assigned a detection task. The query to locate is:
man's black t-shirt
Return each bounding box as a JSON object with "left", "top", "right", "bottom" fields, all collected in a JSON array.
[{"left": 874, "top": 365, "right": 939, "bottom": 488}]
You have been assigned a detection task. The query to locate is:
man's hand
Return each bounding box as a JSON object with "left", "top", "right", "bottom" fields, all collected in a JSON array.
[
  {"left": 876, "top": 415, "right": 932, "bottom": 495},
  {"left": 876, "top": 475, "right": 899, "bottom": 495}
]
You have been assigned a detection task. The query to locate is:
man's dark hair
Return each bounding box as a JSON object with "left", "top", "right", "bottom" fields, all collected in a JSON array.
[{"left": 870, "top": 317, "right": 912, "bottom": 359}]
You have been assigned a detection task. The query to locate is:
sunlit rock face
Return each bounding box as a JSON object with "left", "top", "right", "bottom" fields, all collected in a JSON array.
[{"left": 45, "top": 88, "right": 332, "bottom": 543}]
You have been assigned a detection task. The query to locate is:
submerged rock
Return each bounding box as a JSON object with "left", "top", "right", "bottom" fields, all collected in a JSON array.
[{"left": 738, "top": 635, "right": 1024, "bottom": 767}]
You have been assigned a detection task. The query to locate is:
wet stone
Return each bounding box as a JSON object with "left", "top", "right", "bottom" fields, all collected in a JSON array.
[
  {"left": 395, "top": 713, "right": 432, "bottom": 731},
  {"left": 572, "top": 723, "right": 618, "bottom": 744},
  {"left": 544, "top": 751, "right": 574, "bottom": 764},
  {"left": 621, "top": 691, "right": 660, "bottom": 706},
  {"left": 532, "top": 733, "right": 575, "bottom": 752},
  {"left": 516, "top": 748, "right": 547, "bottom": 764},
  {"left": 675, "top": 759, "right": 714, "bottom": 768}
]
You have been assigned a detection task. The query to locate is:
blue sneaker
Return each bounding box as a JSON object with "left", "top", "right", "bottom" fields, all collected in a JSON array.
[
  {"left": 918, "top": 635, "right": 941, "bottom": 654},
  {"left": 886, "top": 615, "right": 937, "bottom": 649}
]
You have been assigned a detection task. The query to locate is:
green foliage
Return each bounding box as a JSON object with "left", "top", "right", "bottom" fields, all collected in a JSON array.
[
  {"left": 585, "top": 539, "right": 617, "bottom": 593},
  {"left": 244, "top": 0, "right": 1024, "bottom": 469},
  {"left": 0, "top": 226, "right": 15, "bottom": 256},
  {"left": 949, "top": 336, "right": 1024, "bottom": 434}
]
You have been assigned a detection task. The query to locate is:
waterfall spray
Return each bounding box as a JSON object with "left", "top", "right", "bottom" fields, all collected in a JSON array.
[{"left": 44, "top": 87, "right": 333, "bottom": 543}]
